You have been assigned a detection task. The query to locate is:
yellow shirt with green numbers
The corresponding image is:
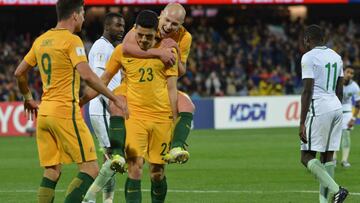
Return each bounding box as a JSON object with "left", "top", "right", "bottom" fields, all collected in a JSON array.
[
  {"left": 24, "top": 28, "right": 87, "bottom": 119},
  {"left": 106, "top": 44, "right": 178, "bottom": 122}
]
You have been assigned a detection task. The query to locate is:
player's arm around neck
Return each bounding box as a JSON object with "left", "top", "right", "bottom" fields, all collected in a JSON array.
[
  {"left": 122, "top": 29, "right": 175, "bottom": 66},
  {"left": 122, "top": 29, "right": 157, "bottom": 58},
  {"left": 167, "top": 76, "right": 178, "bottom": 120}
]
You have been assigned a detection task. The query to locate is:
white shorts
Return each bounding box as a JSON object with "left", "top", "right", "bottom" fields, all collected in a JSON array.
[
  {"left": 90, "top": 115, "right": 110, "bottom": 148},
  {"left": 301, "top": 109, "right": 342, "bottom": 152},
  {"left": 342, "top": 112, "right": 353, "bottom": 130}
]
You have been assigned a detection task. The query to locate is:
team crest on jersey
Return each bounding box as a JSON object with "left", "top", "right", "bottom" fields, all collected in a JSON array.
[{"left": 76, "top": 47, "right": 86, "bottom": 56}]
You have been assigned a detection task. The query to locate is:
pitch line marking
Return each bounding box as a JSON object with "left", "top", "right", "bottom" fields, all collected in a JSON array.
[{"left": 0, "top": 189, "right": 359, "bottom": 196}]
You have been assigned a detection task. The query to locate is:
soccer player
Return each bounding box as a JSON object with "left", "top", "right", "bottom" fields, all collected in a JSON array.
[
  {"left": 334, "top": 65, "right": 360, "bottom": 168},
  {"left": 299, "top": 24, "right": 348, "bottom": 203},
  {"left": 122, "top": 3, "right": 194, "bottom": 164},
  {"left": 87, "top": 12, "right": 125, "bottom": 203},
  {"left": 81, "top": 10, "right": 178, "bottom": 203},
  {"left": 13, "top": 1, "right": 127, "bottom": 202}
]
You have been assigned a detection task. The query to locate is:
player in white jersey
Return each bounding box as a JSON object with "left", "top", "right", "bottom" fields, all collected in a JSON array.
[
  {"left": 86, "top": 12, "right": 125, "bottom": 203},
  {"left": 299, "top": 25, "right": 348, "bottom": 203},
  {"left": 333, "top": 65, "right": 360, "bottom": 168}
]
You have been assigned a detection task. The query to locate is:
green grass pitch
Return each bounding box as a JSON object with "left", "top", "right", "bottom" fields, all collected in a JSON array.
[{"left": 1, "top": 127, "right": 360, "bottom": 202}]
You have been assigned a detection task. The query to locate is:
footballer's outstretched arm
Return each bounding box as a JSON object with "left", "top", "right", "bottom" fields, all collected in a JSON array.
[
  {"left": 76, "top": 62, "right": 128, "bottom": 118},
  {"left": 79, "top": 70, "right": 115, "bottom": 106},
  {"left": 122, "top": 29, "right": 175, "bottom": 66}
]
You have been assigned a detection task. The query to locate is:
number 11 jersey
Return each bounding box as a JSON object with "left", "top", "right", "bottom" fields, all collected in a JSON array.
[{"left": 301, "top": 46, "right": 344, "bottom": 116}]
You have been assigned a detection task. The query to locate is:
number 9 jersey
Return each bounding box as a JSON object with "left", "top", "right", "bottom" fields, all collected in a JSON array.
[{"left": 24, "top": 28, "right": 87, "bottom": 119}]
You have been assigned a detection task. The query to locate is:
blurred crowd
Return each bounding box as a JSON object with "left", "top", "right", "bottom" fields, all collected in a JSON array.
[{"left": 1, "top": 16, "right": 360, "bottom": 101}]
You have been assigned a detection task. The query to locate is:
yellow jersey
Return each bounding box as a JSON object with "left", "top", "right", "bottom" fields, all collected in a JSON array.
[
  {"left": 24, "top": 28, "right": 87, "bottom": 119},
  {"left": 106, "top": 44, "right": 178, "bottom": 122},
  {"left": 168, "top": 26, "right": 192, "bottom": 64}
]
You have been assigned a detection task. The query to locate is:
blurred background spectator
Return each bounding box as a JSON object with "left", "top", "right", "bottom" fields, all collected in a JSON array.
[{"left": 1, "top": 5, "right": 360, "bottom": 101}]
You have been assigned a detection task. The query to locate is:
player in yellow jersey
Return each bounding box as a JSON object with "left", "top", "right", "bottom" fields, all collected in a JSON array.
[
  {"left": 14, "top": 1, "right": 127, "bottom": 202},
  {"left": 121, "top": 3, "right": 194, "bottom": 164},
  {"left": 81, "top": 10, "right": 178, "bottom": 202}
]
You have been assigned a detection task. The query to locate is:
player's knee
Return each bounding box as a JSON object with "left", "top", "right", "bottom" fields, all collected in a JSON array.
[
  {"left": 149, "top": 164, "right": 164, "bottom": 182},
  {"left": 79, "top": 161, "right": 99, "bottom": 179},
  {"left": 178, "top": 93, "right": 195, "bottom": 113},
  {"left": 127, "top": 158, "right": 144, "bottom": 180},
  {"left": 44, "top": 165, "right": 62, "bottom": 181}
]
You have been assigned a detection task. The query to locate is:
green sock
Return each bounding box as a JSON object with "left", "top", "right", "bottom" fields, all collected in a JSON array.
[
  {"left": 172, "top": 112, "right": 193, "bottom": 148},
  {"left": 341, "top": 130, "right": 351, "bottom": 162},
  {"left": 109, "top": 116, "right": 126, "bottom": 157},
  {"left": 83, "top": 160, "right": 115, "bottom": 201},
  {"left": 319, "top": 161, "right": 335, "bottom": 203},
  {"left": 103, "top": 176, "right": 116, "bottom": 203},
  {"left": 151, "top": 177, "right": 167, "bottom": 203},
  {"left": 124, "top": 178, "right": 141, "bottom": 203},
  {"left": 64, "top": 172, "right": 94, "bottom": 203},
  {"left": 38, "top": 177, "right": 57, "bottom": 203},
  {"left": 307, "top": 159, "right": 339, "bottom": 194}
]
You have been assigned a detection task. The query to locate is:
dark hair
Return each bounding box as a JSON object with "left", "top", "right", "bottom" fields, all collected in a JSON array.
[
  {"left": 135, "top": 10, "right": 158, "bottom": 30},
  {"left": 104, "top": 12, "right": 123, "bottom": 27},
  {"left": 56, "top": 0, "right": 84, "bottom": 21},
  {"left": 304, "top": 24, "right": 324, "bottom": 44}
]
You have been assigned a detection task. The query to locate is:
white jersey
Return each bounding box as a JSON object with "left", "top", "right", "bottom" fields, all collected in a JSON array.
[
  {"left": 88, "top": 36, "right": 121, "bottom": 116},
  {"left": 342, "top": 80, "right": 360, "bottom": 112},
  {"left": 301, "top": 46, "right": 344, "bottom": 116}
]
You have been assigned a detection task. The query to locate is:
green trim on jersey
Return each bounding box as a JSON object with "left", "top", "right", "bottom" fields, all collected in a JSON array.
[
  {"left": 101, "top": 98, "right": 109, "bottom": 137},
  {"left": 325, "top": 122, "right": 336, "bottom": 151},
  {"left": 72, "top": 69, "right": 85, "bottom": 162},
  {"left": 308, "top": 116, "right": 314, "bottom": 150}
]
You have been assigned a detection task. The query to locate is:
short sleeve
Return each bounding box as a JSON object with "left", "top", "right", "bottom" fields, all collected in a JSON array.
[
  {"left": 165, "top": 48, "right": 179, "bottom": 77},
  {"left": 354, "top": 84, "right": 360, "bottom": 102},
  {"left": 24, "top": 44, "right": 37, "bottom": 67},
  {"left": 301, "top": 54, "right": 314, "bottom": 79},
  {"left": 106, "top": 44, "right": 123, "bottom": 76},
  {"left": 179, "top": 32, "right": 192, "bottom": 64},
  {"left": 339, "top": 60, "right": 344, "bottom": 77},
  {"left": 68, "top": 35, "right": 88, "bottom": 67}
]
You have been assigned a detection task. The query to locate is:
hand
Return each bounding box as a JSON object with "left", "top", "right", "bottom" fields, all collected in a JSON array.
[
  {"left": 157, "top": 48, "right": 176, "bottom": 67},
  {"left": 347, "top": 118, "right": 356, "bottom": 129},
  {"left": 113, "top": 95, "right": 129, "bottom": 119},
  {"left": 24, "top": 99, "right": 38, "bottom": 121},
  {"left": 299, "top": 124, "right": 307, "bottom": 143},
  {"left": 160, "top": 38, "right": 179, "bottom": 51}
]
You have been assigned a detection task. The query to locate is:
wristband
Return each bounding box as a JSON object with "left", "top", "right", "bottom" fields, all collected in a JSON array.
[{"left": 23, "top": 91, "right": 33, "bottom": 101}]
